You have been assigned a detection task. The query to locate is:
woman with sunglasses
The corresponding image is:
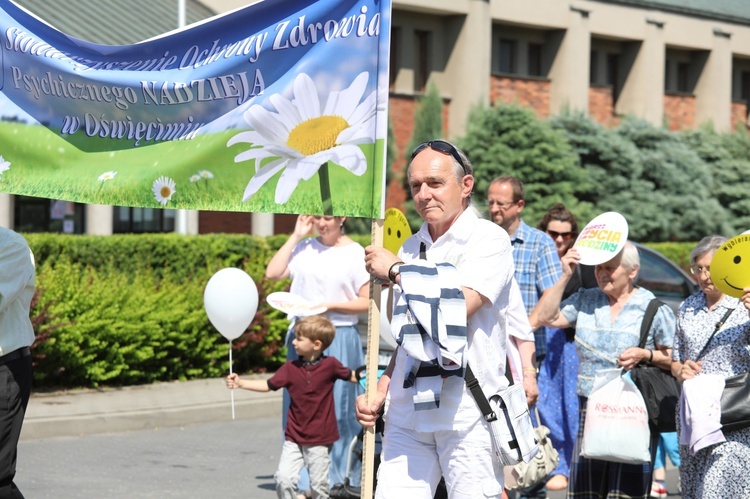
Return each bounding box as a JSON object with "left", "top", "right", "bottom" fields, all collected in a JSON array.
[{"left": 535, "top": 204, "right": 597, "bottom": 491}]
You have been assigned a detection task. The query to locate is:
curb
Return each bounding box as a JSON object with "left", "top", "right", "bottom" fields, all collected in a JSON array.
[{"left": 21, "top": 377, "right": 283, "bottom": 440}]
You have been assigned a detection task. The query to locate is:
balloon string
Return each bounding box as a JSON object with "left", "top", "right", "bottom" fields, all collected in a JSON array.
[{"left": 230, "top": 340, "right": 235, "bottom": 420}]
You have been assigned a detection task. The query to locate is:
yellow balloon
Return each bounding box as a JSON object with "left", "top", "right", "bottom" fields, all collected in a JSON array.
[
  {"left": 383, "top": 208, "right": 412, "bottom": 255},
  {"left": 710, "top": 234, "right": 750, "bottom": 298}
]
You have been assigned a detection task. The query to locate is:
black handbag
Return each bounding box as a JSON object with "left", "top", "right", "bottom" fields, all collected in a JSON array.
[
  {"left": 720, "top": 371, "right": 750, "bottom": 432},
  {"left": 630, "top": 299, "right": 681, "bottom": 432},
  {"left": 695, "top": 307, "right": 750, "bottom": 432}
]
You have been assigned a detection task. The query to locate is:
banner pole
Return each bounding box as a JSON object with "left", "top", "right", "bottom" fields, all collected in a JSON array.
[{"left": 361, "top": 218, "right": 384, "bottom": 499}]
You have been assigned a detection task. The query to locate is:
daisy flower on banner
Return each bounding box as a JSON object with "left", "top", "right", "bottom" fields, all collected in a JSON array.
[
  {"left": 189, "top": 174, "right": 201, "bottom": 183},
  {"left": 98, "top": 171, "right": 117, "bottom": 182},
  {"left": 0, "top": 156, "right": 10, "bottom": 177},
  {"left": 227, "top": 71, "right": 377, "bottom": 214},
  {"left": 198, "top": 170, "right": 214, "bottom": 179},
  {"left": 152, "top": 176, "right": 176, "bottom": 206}
]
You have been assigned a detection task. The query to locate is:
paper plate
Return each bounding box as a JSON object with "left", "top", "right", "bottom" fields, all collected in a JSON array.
[
  {"left": 572, "top": 212, "right": 629, "bottom": 266},
  {"left": 267, "top": 292, "right": 327, "bottom": 317},
  {"left": 384, "top": 207, "right": 412, "bottom": 255},
  {"left": 378, "top": 287, "right": 398, "bottom": 349},
  {"left": 710, "top": 234, "right": 750, "bottom": 298}
]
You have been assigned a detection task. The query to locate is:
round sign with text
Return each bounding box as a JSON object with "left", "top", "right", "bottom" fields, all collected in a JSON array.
[
  {"left": 710, "top": 234, "right": 750, "bottom": 298},
  {"left": 573, "top": 212, "right": 629, "bottom": 266}
]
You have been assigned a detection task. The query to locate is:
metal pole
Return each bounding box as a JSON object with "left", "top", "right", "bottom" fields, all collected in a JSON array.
[
  {"left": 175, "top": 0, "right": 189, "bottom": 235},
  {"left": 178, "top": 0, "right": 186, "bottom": 28}
]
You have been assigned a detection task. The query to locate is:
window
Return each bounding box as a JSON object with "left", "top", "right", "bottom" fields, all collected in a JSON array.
[
  {"left": 414, "top": 30, "right": 431, "bottom": 92},
  {"left": 635, "top": 246, "right": 696, "bottom": 312},
  {"left": 113, "top": 207, "right": 175, "bottom": 233},
  {"left": 499, "top": 39, "right": 517, "bottom": 74},
  {"left": 590, "top": 50, "right": 599, "bottom": 84},
  {"left": 677, "top": 63, "right": 690, "bottom": 93},
  {"left": 741, "top": 71, "right": 750, "bottom": 102},
  {"left": 389, "top": 27, "right": 400, "bottom": 89},
  {"left": 527, "top": 43, "right": 542, "bottom": 77},
  {"left": 14, "top": 196, "right": 85, "bottom": 233},
  {"left": 606, "top": 54, "right": 619, "bottom": 87}
]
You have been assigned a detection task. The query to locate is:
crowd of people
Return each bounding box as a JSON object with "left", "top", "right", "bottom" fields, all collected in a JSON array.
[{"left": 225, "top": 139, "right": 750, "bottom": 499}]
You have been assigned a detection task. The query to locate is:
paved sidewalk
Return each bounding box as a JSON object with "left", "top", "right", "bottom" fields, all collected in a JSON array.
[{"left": 22, "top": 375, "right": 282, "bottom": 440}]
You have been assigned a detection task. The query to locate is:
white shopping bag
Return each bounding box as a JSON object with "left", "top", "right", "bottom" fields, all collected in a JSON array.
[{"left": 581, "top": 368, "right": 651, "bottom": 464}]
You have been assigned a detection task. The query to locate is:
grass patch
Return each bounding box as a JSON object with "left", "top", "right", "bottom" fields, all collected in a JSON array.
[{"left": 0, "top": 122, "right": 384, "bottom": 217}]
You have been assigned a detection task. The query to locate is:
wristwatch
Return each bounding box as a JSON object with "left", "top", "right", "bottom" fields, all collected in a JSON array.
[{"left": 388, "top": 262, "right": 403, "bottom": 284}]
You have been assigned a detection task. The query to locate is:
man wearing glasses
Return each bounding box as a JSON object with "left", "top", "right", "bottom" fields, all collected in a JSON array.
[
  {"left": 487, "top": 176, "right": 561, "bottom": 363},
  {"left": 358, "top": 140, "right": 515, "bottom": 498},
  {"left": 487, "top": 176, "right": 561, "bottom": 499}
]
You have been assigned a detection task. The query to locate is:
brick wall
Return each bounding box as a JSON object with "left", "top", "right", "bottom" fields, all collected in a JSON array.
[
  {"left": 731, "top": 101, "right": 748, "bottom": 131},
  {"left": 386, "top": 94, "right": 450, "bottom": 212},
  {"left": 387, "top": 95, "right": 417, "bottom": 211},
  {"left": 663, "top": 93, "right": 696, "bottom": 131},
  {"left": 588, "top": 85, "right": 620, "bottom": 128},
  {"left": 199, "top": 211, "right": 253, "bottom": 234},
  {"left": 489, "top": 75, "right": 550, "bottom": 118},
  {"left": 198, "top": 211, "right": 298, "bottom": 234},
  {"left": 274, "top": 214, "right": 297, "bottom": 234}
]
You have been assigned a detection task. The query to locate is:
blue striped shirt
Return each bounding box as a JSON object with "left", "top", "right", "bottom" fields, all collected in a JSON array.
[{"left": 510, "top": 220, "right": 562, "bottom": 359}]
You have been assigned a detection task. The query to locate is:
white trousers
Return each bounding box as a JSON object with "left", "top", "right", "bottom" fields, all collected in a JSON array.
[
  {"left": 275, "top": 440, "right": 331, "bottom": 499},
  {"left": 375, "top": 419, "right": 504, "bottom": 499}
]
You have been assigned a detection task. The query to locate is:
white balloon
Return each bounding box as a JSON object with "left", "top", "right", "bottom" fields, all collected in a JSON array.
[
  {"left": 204, "top": 268, "right": 259, "bottom": 341},
  {"left": 379, "top": 287, "right": 398, "bottom": 349}
]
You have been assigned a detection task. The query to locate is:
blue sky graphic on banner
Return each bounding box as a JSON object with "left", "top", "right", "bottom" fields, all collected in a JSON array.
[{"left": 0, "top": 0, "right": 391, "bottom": 217}]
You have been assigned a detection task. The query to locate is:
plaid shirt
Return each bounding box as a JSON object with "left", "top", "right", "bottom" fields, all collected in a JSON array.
[{"left": 510, "top": 220, "right": 561, "bottom": 359}]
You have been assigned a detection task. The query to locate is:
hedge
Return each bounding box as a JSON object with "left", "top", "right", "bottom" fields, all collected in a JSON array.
[
  {"left": 27, "top": 233, "right": 292, "bottom": 388},
  {"left": 23, "top": 233, "right": 696, "bottom": 389}
]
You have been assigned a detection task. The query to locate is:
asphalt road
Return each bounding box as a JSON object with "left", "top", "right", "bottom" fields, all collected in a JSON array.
[
  {"left": 17, "top": 417, "right": 282, "bottom": 499},
  {"left": 16, "top": 416, "right": 681, "bottom": 498}
]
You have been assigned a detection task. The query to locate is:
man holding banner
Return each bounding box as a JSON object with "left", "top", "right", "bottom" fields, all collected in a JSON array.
[{"left": 359, "top": 140, "right": 514, "bottom": 498}]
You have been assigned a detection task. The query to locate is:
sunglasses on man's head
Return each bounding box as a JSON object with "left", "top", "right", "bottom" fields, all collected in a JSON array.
[
  {"left": 547, "top": 230, "right": 574, "bottom": 240},
  {"left": 410, "top": 140, "right": 468, "bottom": 176}
]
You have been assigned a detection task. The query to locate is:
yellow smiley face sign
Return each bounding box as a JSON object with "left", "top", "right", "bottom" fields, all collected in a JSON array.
[
  {"left": 383, "top": 208, "right": 412, "bottom": 255},
  {"left": 710, "top": 234, "right": 750, "bottom": 298}
]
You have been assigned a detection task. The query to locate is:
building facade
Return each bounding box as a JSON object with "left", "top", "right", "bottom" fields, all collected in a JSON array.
[{"left": 5, "top": 0, "right": 750, "bottom": 234}]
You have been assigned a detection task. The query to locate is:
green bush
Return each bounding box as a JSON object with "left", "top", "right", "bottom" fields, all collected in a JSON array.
[
  {"left": 460, "top": 103, "right": 592, "bottom": 226},
  {"left": 682, "top": 127, "right": 750, "bottom": 236},
  {"left": 551, "top": 112, "right": 655, "bottom": 239},
  {"left": 27, "top": 233, "right": 291, "bottom": 388},
  {"left": 643, "top": 241, "right": 696, "bottom": 272},
  {"left": 616, "top": 118, "right": 729, "bottom": 241}
]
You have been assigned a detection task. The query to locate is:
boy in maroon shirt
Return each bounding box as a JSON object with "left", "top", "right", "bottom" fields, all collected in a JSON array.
[{"left": 227, "top": 315, "right": 357, "bottom": 498}]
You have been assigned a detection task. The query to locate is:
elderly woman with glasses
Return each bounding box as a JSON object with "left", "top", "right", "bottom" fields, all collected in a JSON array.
[
  {"left": 536, "top": 241, "right": 675, "bottom": 498},
  {"left": 534, "top": 204, "right": 597, "bottom": 491},
  {"left": 671, "top": 235, "right": 750, "bottom": 499}
]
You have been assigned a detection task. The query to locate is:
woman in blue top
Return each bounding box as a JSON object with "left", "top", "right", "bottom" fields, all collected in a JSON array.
[{"left": 537, "top": 241, "right": 676, "bottom": 499}]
